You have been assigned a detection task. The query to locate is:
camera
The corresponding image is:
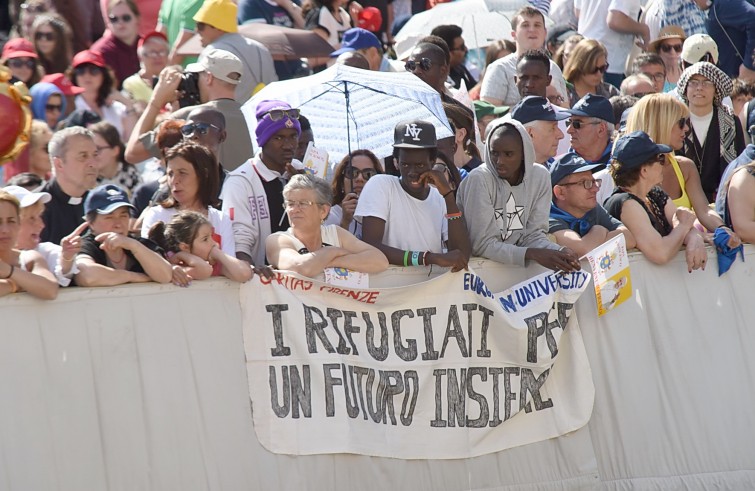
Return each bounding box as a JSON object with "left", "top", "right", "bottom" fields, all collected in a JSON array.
[{"left": 177, "top": 71, "right": 201, "bottom": 108}]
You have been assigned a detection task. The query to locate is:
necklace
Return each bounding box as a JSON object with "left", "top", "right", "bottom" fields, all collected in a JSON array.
[{"left": 689, "top": 131, "right": 707, "bottom": 175}]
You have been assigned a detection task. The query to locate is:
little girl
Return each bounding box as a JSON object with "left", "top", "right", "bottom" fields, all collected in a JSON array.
[{"left": 149, "top": 211, "right": 252, "bottom": 285}]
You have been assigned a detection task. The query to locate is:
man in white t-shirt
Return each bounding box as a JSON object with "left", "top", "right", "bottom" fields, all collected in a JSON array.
[
  {"left": 574, "top": 0, "right": 647, "bottom": 88},
  {"left": 355, "top": 120, "right": 470, "bottom": 271},
  {"left": 480, "top": 6, "right": 568, "bottom": 108}
]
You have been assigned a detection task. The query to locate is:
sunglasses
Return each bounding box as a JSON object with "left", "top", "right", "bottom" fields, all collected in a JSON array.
[
  {"left": 343, "top": 166, "right": 377, "bottom": 180},
  {"left": 35, "top": 31, "right": 54, "bottom": 41},
  {"left": 262, "top": 108, "right": 300, "bottom": 121},
  {"left": 45, "top": 103, "right": 62, "bottom": 112},
  {"left": 108, "top": 13, "right": 133, "bottom": 24},
  {"left": 7, "top": 58, "right": 35, "bottom": 69},
  {"left": 591, "top": 63, "right": 610, "bottom": 74},
  {"left": 74, "top": 64, "right": 102, "bottom": 76},
  {"left": 653, "top": 154, "right": 668, "bottom": 165},
  {"left": 566, "top": 119, "right": 601, "bottom": 130},
  {"left": 405, "top": 57, "right": 433, "bottom": 72},
  {"left": 677, "top": 117, "right": 690, "bottom": 130},
  {"left": 180, "top": 122, "right": 221, "bottom": 137},
  {"left": 20, "top": 2, "right": 46, "bottom": 13},
  {"left": 660, "top": 43, "right": 683, "bottom": 53},
  {"left": 559, "top": 178, "right": 601, "bottom": 190}
]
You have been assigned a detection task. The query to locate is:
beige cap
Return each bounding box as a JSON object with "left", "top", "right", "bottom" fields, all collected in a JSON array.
[
  {"left": 185, "top": 48, "right": 242, "bottom": 85},
  {"left": 682, "top": 34, "right": 719, "bottom": 65}
]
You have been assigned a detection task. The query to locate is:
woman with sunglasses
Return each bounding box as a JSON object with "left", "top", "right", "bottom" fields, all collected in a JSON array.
[
  {"left": 266, "top": 174, "right": 388, "bottom": 279},
  {"left": 70, "top": 49, "right": 136, "bottom": 140},
  {"left": 605, "top": 131, "right": 708, "bottom": 271},
  {"left": 30, "top": 14, "right": 73, "bottom": 76},
  {"left": 29, "top": 81, "right": 65, "bottom": 129},
  {"left": 677, "top": 62, "right": 745, "bottom": 203},
  {"left": 326, "top": 149, "right": 384, "bottom": 238},
  {"left": 648, "top": 26, "right": 685, "bottom": 91},
  {"left": 140, "top": 141, "right": 235, "bottom": 272},
  {"left": 1, "top": 38, "right": 43, "bottom": 88},
  {"left": 563, "top": 39, "right": 619, "bottom": 107},
  {"left": 90, "top": 121, "right": 142, "bottom": 198},
  {"left": 625, "top": 93, "right": 736, "bottom": 237},
  {"left": 90, "top": 0, "right": 141, "bottom": 88}
]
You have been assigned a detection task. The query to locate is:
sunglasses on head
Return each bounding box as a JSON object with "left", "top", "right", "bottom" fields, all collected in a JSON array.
[
  {"left": 591, "top": 63, "right": 609, "bottom": 74},
  {"left": 344, "top": 166, "right": 377, "bottom": 180},
  {"left": 108, "top": 13, "right": 133, "bottom": 24},
  {"left": 405, "top": 57, "right": 433, "bottom": 72},
  {"left": 45, "top": 103, "right": 62, "bottom": 112},
  {"left": 262, "top": 108, "right": 300, "bottom": 121},
  {"left": 34, "top": 31, "right": 54, "bottom": 41},
  {"left": 660, "top": 43, "right": 683, "bottom": 53},
  {"left": 566, "top": 119, "right": 601, "bottom": 130},
  {"left": 74, "top": 64, "right": 102, "bottom": 76},
  {"left": 180, "top": 122, "right": 221, "bottom": 137},
  {"left": 7, "top": 58, "right": 35, "bottom": 69}
]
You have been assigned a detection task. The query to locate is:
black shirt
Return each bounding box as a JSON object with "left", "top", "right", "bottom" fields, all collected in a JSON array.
[
  {"left": 449, "top": 64, "right": 477, "bottom": 91},
  {"left": 78, "top": 232, "right": 164, "bottom": 274},
  {"left": 40, "top": 179, "right": 87, "bottom": 245},
  {"left": 261, "top": 175, "right": 289, "bottom": 233}
]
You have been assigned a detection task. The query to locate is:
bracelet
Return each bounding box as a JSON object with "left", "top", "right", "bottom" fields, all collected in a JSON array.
[
  {"left": 1, "top": 264, "right": 13, "bottom": 279},
  {"left": 442, "top": 190, "right": 454, "bottom": 199},
  {"left": 403, "top": 250, "right": 410, "bottom": 267},
  {"left": 411, "top": 250, "right": 420, "bottom": 266},
  {"left": 420, "top": 251, "right": 427, "bottom": 266},
  {"left": 445, "top": 211, "right": 463, "bottom": 221}
]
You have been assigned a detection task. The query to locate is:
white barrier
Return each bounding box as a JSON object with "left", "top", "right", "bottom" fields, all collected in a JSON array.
[{"left": 2, "top": 247, "right": 755, "bottom": 490}]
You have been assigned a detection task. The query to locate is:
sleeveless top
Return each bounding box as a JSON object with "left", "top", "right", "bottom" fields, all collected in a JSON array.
[
  {"left": 724, "top": 166, "right": 755, "bottom": 228},
  {"left": 668, "top": 155, "right": 691, "bottom": 209},
  {"left": 277, "top": 224, "right": 342, "bottom": 254},
  {"left": 605, "top": 187, "right": 672, "bottom": 237}
]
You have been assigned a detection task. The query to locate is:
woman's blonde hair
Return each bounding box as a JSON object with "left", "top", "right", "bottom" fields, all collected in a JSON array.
[
  {"left": 625, "top": 93, "right": 689, "bottom": 147},
  {"left": 563, "top": 38, "right": 608, "bottom": 84},
  {"left": 0, "top": 190, "right": 21, "bottom": 217}
]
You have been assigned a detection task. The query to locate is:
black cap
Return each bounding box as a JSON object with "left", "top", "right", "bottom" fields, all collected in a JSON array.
[
  {"left": 510, "top": 96, "right": 569, "bottom": 125},
  {"left": 611, "top": 131, "right": 673, "bottom": 172},
  {"left": 564, "top": 94, "right": 613, "bottom": 123},
  {"left": 393, "top": 120, "right": 437, "bottom": 149},
  {"left": 550, "top": 153, "right": 603, "bottom": 186},
  {"left": 84, "top": 184, "right": 135, "bottom": 215}
]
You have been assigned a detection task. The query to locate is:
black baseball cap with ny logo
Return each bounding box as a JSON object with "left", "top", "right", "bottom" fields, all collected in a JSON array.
[{"left": 393, "top": 120, "right": 437, "bottom": 149}]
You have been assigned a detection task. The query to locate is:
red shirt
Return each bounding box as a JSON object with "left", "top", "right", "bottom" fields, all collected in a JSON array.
[{"left": 90, "top": 32, "right": 140, "bottom": 87}]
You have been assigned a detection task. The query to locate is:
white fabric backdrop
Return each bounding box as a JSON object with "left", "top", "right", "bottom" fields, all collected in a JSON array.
[{"left": 2, "top": 247, "right": 755, "bottom": 489}]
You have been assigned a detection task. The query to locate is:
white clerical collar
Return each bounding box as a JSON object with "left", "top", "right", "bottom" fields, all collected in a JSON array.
[{"left": 68, "top": 196, "right": 83, "bottom": 205}]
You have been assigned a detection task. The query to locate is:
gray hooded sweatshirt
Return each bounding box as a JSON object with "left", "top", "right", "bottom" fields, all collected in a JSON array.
[{"left": 456, "top": 119, "right": 559, "bottom": 266}]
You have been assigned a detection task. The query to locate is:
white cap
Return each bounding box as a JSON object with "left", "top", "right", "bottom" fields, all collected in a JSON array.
[
  {"left": 185, "top": 48, "right": 242, "bottom": 85},
  {"left": 3, "top": 185, "right": 51, "bottom": 208},
  {"left": 682, "top": 34, "right": 719, "bottom": 65}
]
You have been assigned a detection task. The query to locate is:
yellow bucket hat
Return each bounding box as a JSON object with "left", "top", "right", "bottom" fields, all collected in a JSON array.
[{"left": 194, "top": 0, "right": 238, "bottom": 34}]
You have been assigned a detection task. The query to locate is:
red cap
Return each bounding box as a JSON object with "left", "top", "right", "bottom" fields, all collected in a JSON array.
[
  {"left": 358, "top": 7, "right": 382, "bottom": 33},
  {"left": 2, "top": 37, "right": 38, "bottom": 59},
  {"left": 72, "top": 49, "right": 106, "bottom": 68},
  {"left": 40, "top": 73, "right": 86, "bottom": 95},
  {"left": 137, "top": 31, "right": 169, "bottom": 49}
]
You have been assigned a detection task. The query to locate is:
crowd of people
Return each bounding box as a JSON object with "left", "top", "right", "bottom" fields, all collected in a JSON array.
[{"left": 1, "top": 0, "right": 755, "bottom": 300}]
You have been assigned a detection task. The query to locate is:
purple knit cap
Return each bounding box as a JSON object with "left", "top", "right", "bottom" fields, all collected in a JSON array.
[{"left": 255, "top": 100, "right": 302, "bottom": 147}]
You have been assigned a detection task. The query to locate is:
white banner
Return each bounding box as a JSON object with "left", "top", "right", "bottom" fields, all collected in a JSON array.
[{"left": 240, "top": 268, "right": 595, "bottom": 459}]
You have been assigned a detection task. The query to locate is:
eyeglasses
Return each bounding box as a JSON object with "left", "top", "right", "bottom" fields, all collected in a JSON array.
[
  {"left": 7, "top": 58, "right": 35, "bottom": 69},
  {"left": 262, "top": 108, "right": 300, "bottom": 121},
  {"left": 343, "top": 166, "right": 377, "bottom": 180},
  {"left": 677, "top": 117, "right": 690, "bottom": 130},
  {"left": 283, "top": 200, "right": 319, "bottom": 209},
  {"left": 45, "top": 103, "right": 62, "bottom": 112},
  {"left": 643, "top": 71, "right": 666, "bottom": 82},
  {"left": 20, "top": 3, "right": 46, "bottom": 13},
  {"left": 660, "top": 43, "right": 683, "bottom": 53},
  {"left": 180, "top": 122, "right": 222, "bottom": 137},
  {"left": 34, "top": 31, "right": 54, "bottom": 41},
  {"left": 559, "top": 178, "right": 601, "bottom": 190},
  {"left": 687, "top": 79, "right": 715, "bottom": 90},
  {"left": 108, "top": 13, "right": 133, "bottom": 24},
  {"left": 566, "top": 119, "right": 601, "bottom": 130},
  {"left": 547, "top": 94, "right": 565, "bottom": 105},
  {"left": 74, "top": 64, "right": 102, "bottom": 76},
  {"left": 591, "top": 63, "right": 609, "bottom": 74},
  {"left": 143, "top": 49, "right": 168, "bottom": 58},
  {"left": 405, "top": 57, "right": 433, "bottom": 72}
]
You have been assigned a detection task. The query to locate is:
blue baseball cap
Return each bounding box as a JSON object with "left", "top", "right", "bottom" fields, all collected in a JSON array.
[
  {"left": 564, "top": 94, "right": 613, "bottom": 123},
  {"left": 611, "top": 131, "right": 673, "bottom": 172},
  {"left": 330, "top": 28, "right": 382, "bottom": 57},
  {"left": 510, "top": 96, "right": 569, "bottom": 125},
  {"left": 550, "top": 153, "right": 603, "bottom": 187},
  {"left": 84, "top": 184, "right": 135, "bottom": 215}
]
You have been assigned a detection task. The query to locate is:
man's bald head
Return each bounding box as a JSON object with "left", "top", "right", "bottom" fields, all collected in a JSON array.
[{"left": 336, "top": 51, "right": 370, "bottom": 70}]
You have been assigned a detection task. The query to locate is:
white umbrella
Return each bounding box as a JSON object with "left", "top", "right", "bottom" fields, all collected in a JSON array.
[{"left": 242, "top": 64, "right": 453, "bottom": 163}]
